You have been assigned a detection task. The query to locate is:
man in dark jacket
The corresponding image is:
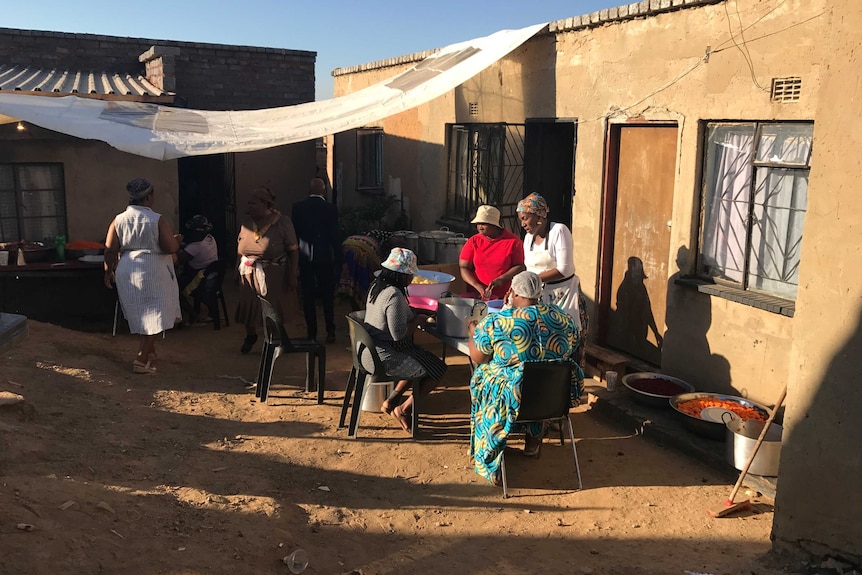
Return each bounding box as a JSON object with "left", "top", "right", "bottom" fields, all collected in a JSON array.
[{"left": 291, "top": 177, "right": 340, "bottom": 342}]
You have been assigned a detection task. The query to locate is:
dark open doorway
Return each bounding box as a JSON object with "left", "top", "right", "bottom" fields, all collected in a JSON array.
[
  {"left": 524, "top": 119, "right": 577, "bottom": 228},
  {"left": 178, "top": 153, "right": 236, "bottom": 264}
]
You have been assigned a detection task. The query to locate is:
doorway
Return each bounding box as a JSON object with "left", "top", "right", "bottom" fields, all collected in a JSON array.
[
  {"left": 524, "top": 119, "right": 577, "bottom": 228},
  {"left": 178, "top": 153, "right": 235, "bottom": 263},
  {"left": 599, "top": 124, "right": 677, "bottom": 366}
]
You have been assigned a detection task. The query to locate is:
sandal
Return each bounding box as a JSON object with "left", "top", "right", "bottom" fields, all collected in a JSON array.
[
  {"left": 132, "top": 359, "right": 157, "bottom": 374},
  {"left": 240, "top": 334, "right": 258, "bottom": 355},
  {"left": 523, "top": 436, "right": 543, "bottom": 458},
  {"left": 391, "top": 405, "right": 412, "bottom": 433},
  {"left": 380, "top": 400, "right": 394, "bottom": 416}
]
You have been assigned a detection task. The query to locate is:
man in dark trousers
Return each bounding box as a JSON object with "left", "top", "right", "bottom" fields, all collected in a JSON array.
[{"left": 292, "top": 177, "right": 340, "bottom": 343}]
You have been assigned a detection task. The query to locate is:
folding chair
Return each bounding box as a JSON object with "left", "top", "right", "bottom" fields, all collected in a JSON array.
[
  {"left": 256, "top": 295, "right": 326, "bottom": 404},
  {"left": 340, "top": 311, "right": 419, "bottom": 438},
  {"left": 500, "top": 361, "right": 583, "bottom": 498},
  {"left": 190, "top": 260, "right": 230, "bottom": 330}
]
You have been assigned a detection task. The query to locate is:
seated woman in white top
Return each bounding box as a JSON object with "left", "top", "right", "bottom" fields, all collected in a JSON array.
[{"left": 176, "top": 214, "right": 219, "bottom": 323}]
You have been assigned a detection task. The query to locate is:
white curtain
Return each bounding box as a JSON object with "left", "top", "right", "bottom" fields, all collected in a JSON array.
[{"left": 701, "top": 125, "right": 755, "bottom": 283}]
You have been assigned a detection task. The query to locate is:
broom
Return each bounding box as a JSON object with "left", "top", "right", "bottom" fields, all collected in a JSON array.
[{"left": 707, "top": 384, "right": 787, "bottom": 518}]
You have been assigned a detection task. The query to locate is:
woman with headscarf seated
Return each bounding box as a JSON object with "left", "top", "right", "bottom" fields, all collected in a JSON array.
[
  {"left": 467, "top": 271, "right": 583, "bottom": 486},
  {"left": 362, "top": 247, "right": 448, "bottom": 432},
  {"left": 337, "top": 230, "right": 394, "bottom": 311},
  {"left": 459, "top": 204, "right": 525, "bottom": 300}
]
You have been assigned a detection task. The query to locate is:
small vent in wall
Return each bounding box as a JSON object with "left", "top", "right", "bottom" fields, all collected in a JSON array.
[
  {"left": 469, "top": 102, "right": 479, "bottom": 116},
  {"left": 771, "top": 77, "right": 802, "bottom": 102}
]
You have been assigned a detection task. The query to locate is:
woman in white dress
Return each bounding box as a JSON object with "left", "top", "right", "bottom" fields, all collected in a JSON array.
[
  {"left": 104, "top": 178, "right": 182, "bottom": 374},
  {"left": 516, "top": 193, "right": 587, "bottom": 359}
]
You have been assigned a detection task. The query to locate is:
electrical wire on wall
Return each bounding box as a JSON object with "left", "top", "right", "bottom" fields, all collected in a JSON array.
[{"left": 573, "top": 0, "right": 825, "bottom": 126}]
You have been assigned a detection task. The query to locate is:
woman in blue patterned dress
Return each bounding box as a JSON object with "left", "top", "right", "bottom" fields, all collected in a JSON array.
[{"left": 467, "top": 271, "right": 583, "bottom": 485}]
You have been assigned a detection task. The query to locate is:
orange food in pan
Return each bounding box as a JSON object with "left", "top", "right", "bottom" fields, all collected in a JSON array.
[{"left": 676, "top": 398, "right": 767, "bottom": 422}]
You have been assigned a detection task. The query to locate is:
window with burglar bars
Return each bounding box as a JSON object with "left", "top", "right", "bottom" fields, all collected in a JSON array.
[
  {"left": 445, "top": 123, "right": 525, "bottom": 233},
  {"left": 0, "top": 163, "right": 67, "bottom": 244},
  {"left": 357, "top": 128, "right": 384, "bottom": 191},
  {"left": 698, "top": 122, "right": 813, "bottom": 301}
]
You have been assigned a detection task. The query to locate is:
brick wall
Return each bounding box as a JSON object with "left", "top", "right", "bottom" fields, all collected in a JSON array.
[{"left": 0, "top": 28, "right": 315, "bottom": 110}]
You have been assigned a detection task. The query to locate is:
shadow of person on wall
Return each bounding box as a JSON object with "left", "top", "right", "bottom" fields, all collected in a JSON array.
[
  {"left": 614, "top": 256, "right": 663, "bottom": 363},
  {"left": 663, "top": 245, "right": 732, "bottom": 392}
]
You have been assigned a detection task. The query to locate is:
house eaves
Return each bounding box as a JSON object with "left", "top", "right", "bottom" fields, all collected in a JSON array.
[
  {"left": 331, "top": 0, "right": 722, "bottom": 77},
  {"left": 0, "top": 64, "right": 175, "bottom": 103}
]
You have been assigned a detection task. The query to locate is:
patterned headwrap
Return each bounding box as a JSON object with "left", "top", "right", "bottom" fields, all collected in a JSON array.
[
  {"left": 185, "top": 214, "right": 213, "bottom": 233},
  {"left": 516, "top": 192, "right": 549, "bottom": 219},
  {"left": 127, "top": 177, "right": 153, "bottom": 201},
  {"left": 381, "top": 247, "right": 419, "bottom": 275},
  {"left": 511, "top": 270, "right": 543, "bottom": 299}
]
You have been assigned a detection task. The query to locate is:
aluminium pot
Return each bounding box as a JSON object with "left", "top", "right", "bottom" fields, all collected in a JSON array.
[
  {"left": 435, "top": 235, "right": 467, "bottom": 264},
  {"left": 390, "top": 230, "right": 419, "bottom": 253},
  {"left": 436, "top": 296, "right": 488, "bottom": 338},
  {"left": 725, "top": 418, "right": 783, "bottom": 477},
  {"left": 417, "top": 228, "right": 455, "bottom": 263}
]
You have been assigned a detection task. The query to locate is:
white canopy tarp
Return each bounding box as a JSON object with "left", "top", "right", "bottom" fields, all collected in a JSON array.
[{"left": 0, "top": 23, "right": 545, "bottom": 161}]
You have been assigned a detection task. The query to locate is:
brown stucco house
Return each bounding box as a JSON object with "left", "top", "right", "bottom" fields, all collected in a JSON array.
[
  {"left": 329, "top": 0, "right": 862, "bottom": 564},
  {"left": 0, "top": 28, "right": 318, "bottom": 258}
]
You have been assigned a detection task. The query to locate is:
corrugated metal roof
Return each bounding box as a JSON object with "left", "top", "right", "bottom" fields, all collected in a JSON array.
[{"left": 0, "top": 64, "right": 170, "bottom": 97}]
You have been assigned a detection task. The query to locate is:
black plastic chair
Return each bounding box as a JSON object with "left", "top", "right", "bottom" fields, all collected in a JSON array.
[
  {"left": 256, "top": 295, "right": 326, "bottom": 404},
  {"left": 500, "top": 361, "right": 583, "bottom": 498},
  {"left": 190, "top": 260, "right": 230, "bottom": 330},
  {"left": 339, "top": 311, "right": 419, "bottom": 438}
]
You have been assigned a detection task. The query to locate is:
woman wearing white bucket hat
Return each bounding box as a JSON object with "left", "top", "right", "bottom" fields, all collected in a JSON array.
[
  {"left": 459, "top": 205, "right": 525, "bottom": 300},
  {"left": 361, "top": 247, "right": 448, "bottom": 432}
]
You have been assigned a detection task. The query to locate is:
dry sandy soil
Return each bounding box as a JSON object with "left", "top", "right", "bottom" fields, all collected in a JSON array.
[{"left": 1, "top": 303, "right": 801, "bottom": 575}]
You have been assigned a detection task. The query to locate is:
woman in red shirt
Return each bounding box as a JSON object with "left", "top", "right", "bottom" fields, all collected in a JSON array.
[{"left": 459, "top": 205, "right": 525, "bottom": 300}]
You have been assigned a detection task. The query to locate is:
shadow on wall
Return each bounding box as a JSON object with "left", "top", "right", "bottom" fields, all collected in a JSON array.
[
  {"left": 612, "top": 256, "right": 664, "bottom": 360},
  {"left": 663, "top": 245, "right": 732, "bottom": 392},
  {"left": 773, "top": 305, "right": 862, "bottom": 567}
]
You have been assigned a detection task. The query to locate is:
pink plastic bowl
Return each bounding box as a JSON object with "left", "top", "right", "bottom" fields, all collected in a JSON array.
[{"left": 407, "top": 296, "right": 438, "bottom": 313}]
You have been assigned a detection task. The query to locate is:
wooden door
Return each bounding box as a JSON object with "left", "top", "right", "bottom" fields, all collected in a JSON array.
[{"left": 603, "top": 125, "right": 676, "bottom": 365}]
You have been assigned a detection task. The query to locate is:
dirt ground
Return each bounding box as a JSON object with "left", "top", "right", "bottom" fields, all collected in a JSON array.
[{"left": 1, "top": 301, "right": 801, "bottom": 575}]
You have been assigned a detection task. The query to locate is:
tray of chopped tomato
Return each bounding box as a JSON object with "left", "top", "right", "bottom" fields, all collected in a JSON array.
[{"left": 669, "top": 392, "right": 772, "bottom": 440}]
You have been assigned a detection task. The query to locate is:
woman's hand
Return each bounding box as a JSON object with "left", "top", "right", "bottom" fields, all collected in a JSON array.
[
  {"left": 483, "top": 278, "right": 504, "bottom": 299},
  {"left": 103, "top": 270, "right": 115, "bottom": 289}
]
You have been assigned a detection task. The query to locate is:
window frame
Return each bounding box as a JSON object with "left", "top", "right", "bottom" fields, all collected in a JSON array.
[
  {"left": 444, "top": 122, "right": 525, "bottom": 233},
  {"left": 356, "top": 127, "right": 384, "bottom": 193},
  {"left": 695, "top": 120, "right": 813, "bottom": 304},
  {"left": 0, "top": 162, "right": 68, "bottom": 245}
]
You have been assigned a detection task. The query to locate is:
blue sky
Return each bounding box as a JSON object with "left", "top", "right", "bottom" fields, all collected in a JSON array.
[{"left": 5, "top": 0, "right": 621, "bottom": 101}]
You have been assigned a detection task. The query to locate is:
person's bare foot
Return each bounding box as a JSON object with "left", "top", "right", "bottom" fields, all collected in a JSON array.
[
  {"left": 380, "top": 399, "right": 394, "bottom": 415},
  {"left": 391, "top": 405, "right": 411, "bottom": 433}
]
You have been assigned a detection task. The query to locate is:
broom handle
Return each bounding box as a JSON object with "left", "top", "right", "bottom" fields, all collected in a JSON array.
[{"left": 727, "top": 385, "right": 787, "bottom": 502}]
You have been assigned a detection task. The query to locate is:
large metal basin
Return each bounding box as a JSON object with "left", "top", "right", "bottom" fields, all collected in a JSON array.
[
  {"left": 436, "top": 296, "right": 487, "bottom": 338},
  {"left": 669, "top": 392, "right": 772, "bottom": 440}
]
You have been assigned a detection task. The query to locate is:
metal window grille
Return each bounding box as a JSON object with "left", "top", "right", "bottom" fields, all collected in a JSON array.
[
  {"left": 445, "top": 123, "right": 524, "bottom": 233},
  {"left": 0, "top": 163, "right": 67, "bottom": 244},
  {"left": 357, "top": 128, "right": 384, "bottom": 190}
]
